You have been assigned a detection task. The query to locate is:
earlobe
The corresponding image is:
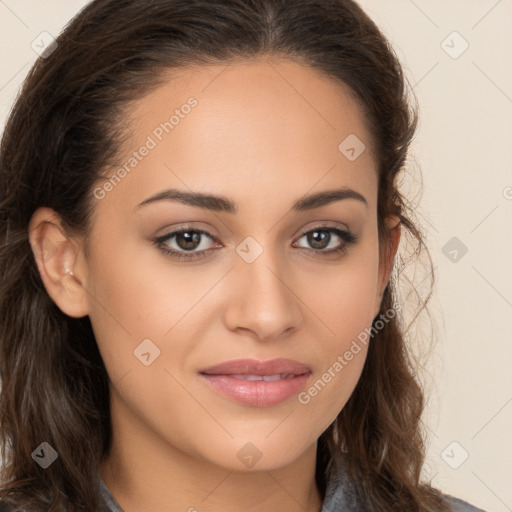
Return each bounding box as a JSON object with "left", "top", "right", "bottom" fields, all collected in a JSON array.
[{"left": 28, "top": 207, "right": 89, "bottom": 318}]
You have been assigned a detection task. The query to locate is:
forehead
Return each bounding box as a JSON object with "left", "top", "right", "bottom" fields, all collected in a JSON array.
[
  {"left": 97, "top": 57, "right": 378, "bottom": 215},
  {"left": 132, "top": 56, "right": 375, "bottom": 157}
]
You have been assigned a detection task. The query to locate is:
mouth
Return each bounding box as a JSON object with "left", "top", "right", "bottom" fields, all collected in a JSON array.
[
  {"left": 198, "top": 358, "right": 312, "bottom": 407},
  {"left": 228, "top": 373, "right": 300, "bottom": 381}
]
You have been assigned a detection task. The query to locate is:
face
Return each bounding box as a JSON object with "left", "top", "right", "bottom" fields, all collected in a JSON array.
[{"left": 35, "top": 57, "right": 397, "bottom": 472}]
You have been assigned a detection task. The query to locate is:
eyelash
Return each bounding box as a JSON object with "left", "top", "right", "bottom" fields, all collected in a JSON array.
[{"left": 153, "top": 225, "right": 358, "bottom": 261}]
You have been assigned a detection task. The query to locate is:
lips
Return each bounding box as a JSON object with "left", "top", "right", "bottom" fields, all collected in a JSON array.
[{"left": 199, "top": 358, "right": 311, "bottom": 407}]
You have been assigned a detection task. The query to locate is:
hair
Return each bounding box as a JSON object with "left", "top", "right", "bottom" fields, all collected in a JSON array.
[{"left": 0, "top": 0, "right": 450, "bottom": 510}]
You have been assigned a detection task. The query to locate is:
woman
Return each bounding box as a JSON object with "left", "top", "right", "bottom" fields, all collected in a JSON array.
[{"left": 0, "top": 0, "right": 486, "bottom": 510}]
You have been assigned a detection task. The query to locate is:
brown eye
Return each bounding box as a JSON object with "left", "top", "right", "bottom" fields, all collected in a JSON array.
[
  {"left": 306, "top": 230, "right": 331, "bottom": 249},
  {"left": 294, "top": 226, "right": 357, "bottom": 253},
  {"left": 175, "top": 231, "right": 203, "bottom": 251},
  {"left": 154, "top": 228, "right": 220, "bottom": 261}
]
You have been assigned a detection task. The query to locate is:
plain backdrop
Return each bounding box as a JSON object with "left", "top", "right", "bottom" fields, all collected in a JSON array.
[{"left": 0, "top": 1, "right": 511, "bottom": 511}]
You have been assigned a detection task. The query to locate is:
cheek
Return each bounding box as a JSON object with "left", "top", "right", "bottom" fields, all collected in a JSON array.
[
  {"left": 85, "top": 230, "right": 215, "bottom": 342},
  {"left": 294, "top": 242, "right": 379, "bottom": 425},
  {"left": 297, "top": 344, "right": 368, "bottom": 437},
  {"left": 85, "top": 239, "right": 212, "bottom": 456},
  {"left": 296, "top": 293, "right": 373, "bottom": 440},
  {"left": 305, "top": 236, "right": 380, "bottom": 348},
  {"left": 84, "top": 227, "right": 229, "bottom": 399}
]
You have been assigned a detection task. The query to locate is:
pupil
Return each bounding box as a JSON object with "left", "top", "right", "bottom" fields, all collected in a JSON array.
[{"left": 177, "top": 231, "right": 201, "bottom": 250}]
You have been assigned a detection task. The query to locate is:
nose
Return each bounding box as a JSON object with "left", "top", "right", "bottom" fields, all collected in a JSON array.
[{"left": 223, "top": 248, "right": 304, "bottom": 342}]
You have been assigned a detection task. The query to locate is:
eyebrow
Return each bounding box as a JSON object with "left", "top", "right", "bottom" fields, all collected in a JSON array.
[{"left": 135, "top": 187, "right": 368, "bottom": 212}]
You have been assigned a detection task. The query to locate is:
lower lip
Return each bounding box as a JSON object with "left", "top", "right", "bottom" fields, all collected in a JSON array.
[{"left": 200, "top": 373, "right": 311, "bottom": 407}]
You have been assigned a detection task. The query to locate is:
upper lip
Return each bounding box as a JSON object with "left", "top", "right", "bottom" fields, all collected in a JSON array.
[{"left": 199, "top": 358, "right": 311, "bottom": 376}]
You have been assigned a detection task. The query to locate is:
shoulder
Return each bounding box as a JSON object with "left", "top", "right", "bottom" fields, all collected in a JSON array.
[
  {"left": 323, "top": 479, "right": 487, "bottom": 512},
  {"left": 444, "top": 494, "right": 487, "bottom": 512},
  {"left": 321, "top": 459, "right": 487, "bottom": 512}
]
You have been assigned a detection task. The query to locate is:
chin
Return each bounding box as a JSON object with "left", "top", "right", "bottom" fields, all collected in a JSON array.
[{"left": 197, "top": 436, "right": 314, "bottom": 473}]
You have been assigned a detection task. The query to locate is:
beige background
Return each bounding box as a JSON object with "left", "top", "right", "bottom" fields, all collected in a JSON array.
[{"left": 1, "top": 1, "right": 511, "bottom": 510}]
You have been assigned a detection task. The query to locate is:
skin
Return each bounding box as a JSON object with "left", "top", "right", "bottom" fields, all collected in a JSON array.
[{"left": 29, "top": 56, "right": 400, "bottom": 512}]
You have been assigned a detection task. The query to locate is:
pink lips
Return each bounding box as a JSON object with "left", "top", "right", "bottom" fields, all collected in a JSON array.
[{"left": 199, "top": 358, "right": 311, "bottom": 407}]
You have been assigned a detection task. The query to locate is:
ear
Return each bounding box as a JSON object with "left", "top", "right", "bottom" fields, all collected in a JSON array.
[
  {"left": 373, "top": 215, "right": 401, "bottom": 318},
  {"left": 28, "top": 207, "right": 89, "bottom": 318}
]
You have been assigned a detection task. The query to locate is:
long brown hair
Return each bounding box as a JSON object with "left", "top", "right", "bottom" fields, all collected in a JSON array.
[{"left": 0, "top": 0, "right": 449, "bottom": 510}]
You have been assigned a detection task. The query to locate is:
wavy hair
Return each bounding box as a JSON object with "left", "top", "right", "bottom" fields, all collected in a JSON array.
[{"left": 0, "top": 0, "right": 450, "bottom": 510}]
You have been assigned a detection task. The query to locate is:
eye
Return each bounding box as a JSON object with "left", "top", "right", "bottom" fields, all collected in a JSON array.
[
  {"left": 154, "top": 228, "right": 221, "bottom": 261},
  {"left": 153, "top": 224, "right": 358, "bottom": 262},
  {"left": 292, "top": 226, "right": 357, "bottom": 256}
]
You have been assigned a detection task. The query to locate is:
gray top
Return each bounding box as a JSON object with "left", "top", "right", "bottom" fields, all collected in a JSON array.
[{"left": 99, "top": 462, "right": 486, "bottom": 512}]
